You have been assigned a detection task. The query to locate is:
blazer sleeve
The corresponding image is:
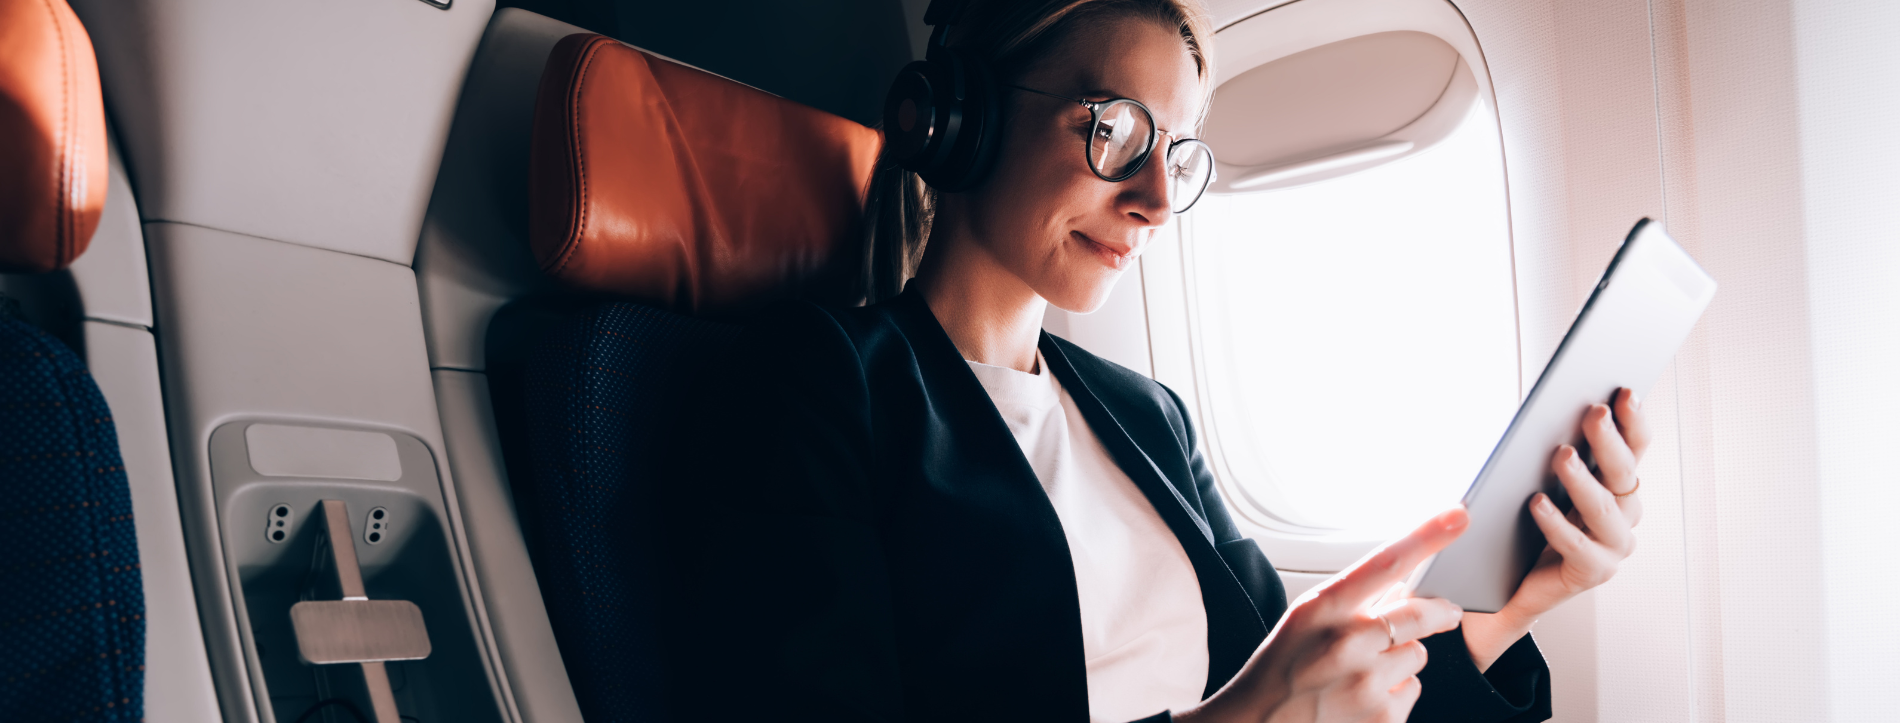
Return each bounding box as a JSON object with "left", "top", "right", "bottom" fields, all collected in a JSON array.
[
  {"left": 1154, "top": 386, "right": 1552, "bottom": 723},
  {"left": 1410, "top": 628, "right": 1551, "bottom": 722},
  {"left": 669, "top": 303, "right": 905, "bottom": 722}
]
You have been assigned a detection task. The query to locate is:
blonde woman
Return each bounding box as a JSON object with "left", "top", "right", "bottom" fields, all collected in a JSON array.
[{"left": 672, "top": 2, "right": 1645, "bottom": 721}]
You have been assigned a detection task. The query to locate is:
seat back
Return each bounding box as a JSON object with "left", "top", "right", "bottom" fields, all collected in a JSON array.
[
  {"left": 517, "top": 303, "right": 742, "bottom": 720},
  {"left": 510, "top": 31, "right": 880, "bottom": 721},
  {"left": 0, "top": 0, "right": 142, "bottom": 719},
  {"left": 0, "top": 315, "right": 144, "bottom": 721}
]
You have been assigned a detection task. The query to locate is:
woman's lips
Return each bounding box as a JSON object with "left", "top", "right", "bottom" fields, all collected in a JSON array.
[{"left": 1074, "top": 231, "right": 1138, "bottom": 270}]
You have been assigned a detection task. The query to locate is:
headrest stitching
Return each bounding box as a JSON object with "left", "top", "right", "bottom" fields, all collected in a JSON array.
[
  {"left": 42, "top": 0, "right": 74, "bottom": 266},
  {"left": 545, "top": 36, "right": 609, "bottom": 278}
]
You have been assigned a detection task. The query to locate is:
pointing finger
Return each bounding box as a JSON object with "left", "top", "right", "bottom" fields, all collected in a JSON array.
[{"left": 1318, "top": 508, "right": 1468, "bottom": 616}]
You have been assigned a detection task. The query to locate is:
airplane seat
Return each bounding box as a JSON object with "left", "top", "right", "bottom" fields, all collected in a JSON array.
[
  {"left": 414, "top": 11, "right": 879, "bottom": 721},
  {"left": 0, "top": 0, "right": 145, "bottom": 719},
  {"left": 512, "top": 31, "right": 881, "bottom": 719}
]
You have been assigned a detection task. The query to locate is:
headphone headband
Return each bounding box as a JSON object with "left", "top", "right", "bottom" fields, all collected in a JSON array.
[{"left": 883, "top": 0, "right": 1000, "bottom": 191}]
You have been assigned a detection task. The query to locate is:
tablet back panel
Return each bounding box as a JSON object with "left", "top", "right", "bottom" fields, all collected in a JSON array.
[{"left": 1412, "top": 219, "right": 1715, "bottom": 612}]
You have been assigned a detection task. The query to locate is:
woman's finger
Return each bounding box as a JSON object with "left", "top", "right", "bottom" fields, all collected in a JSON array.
[
  {"left": 1582, "top": 404, "right": 1640, "bottom": 496},
  {"left": 1369, "top": 596, "right": 1462, "bottom": 648},
  {"left": 1553, "top": 445, "right": 1633, "bottom": 553},
  {"left": 1385, "top": 675, "right": 1423, "bottom": 722},
  {"left": 1613, "top": 388, "right": 1651, "bottom": 462},
  {"left": 1369, "top": 641, "right": 1429, "bottom": 695},
  {"left": 1532, "top": 493, "right": 1622, "bottom": 591},
  {"left": 1618, "top": 484, "right": 1646, "bottom": 528},
  {"left": 1317, "top": 508, "right": 1468, "bottom": 616},
  {"left": 1529, "top": 492, "right": 1596, "bottom": 561}
]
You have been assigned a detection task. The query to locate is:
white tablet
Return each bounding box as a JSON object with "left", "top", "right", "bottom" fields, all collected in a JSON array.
[{"left": 1408, "top": 218, "right": 1715, "bottom": 613}]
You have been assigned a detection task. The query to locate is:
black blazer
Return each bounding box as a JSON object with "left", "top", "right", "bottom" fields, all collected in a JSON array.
[{"left": 667, "top": 289, "right": 1551, "bottom": 723}]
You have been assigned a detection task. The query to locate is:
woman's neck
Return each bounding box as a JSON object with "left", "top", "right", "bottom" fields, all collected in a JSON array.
[{"left": 910, "top": 223, "right": 1047, "bottom": 374}]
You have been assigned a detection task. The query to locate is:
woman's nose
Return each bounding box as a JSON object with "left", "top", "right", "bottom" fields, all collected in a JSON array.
[{"left": 1119, "top": 150, "right": 1173, "bottom": 227}]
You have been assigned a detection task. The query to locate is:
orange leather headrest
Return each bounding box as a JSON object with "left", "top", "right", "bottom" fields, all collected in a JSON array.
[
  {"left": 0, "top": 0, "right": 107, "bottom": 273},
  {"left": 529, "top": 34, "right": 882, "bottom": 313}
]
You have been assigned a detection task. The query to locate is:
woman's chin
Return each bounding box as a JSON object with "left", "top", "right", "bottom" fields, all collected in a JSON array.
[{"left": 1041, "top": 273, "right": 1125, "bottom": 315}]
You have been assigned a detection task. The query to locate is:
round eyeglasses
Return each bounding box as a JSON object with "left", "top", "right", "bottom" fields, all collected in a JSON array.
[{"left": 1011, "top": 85, "right": 1217, "bottom": 214}]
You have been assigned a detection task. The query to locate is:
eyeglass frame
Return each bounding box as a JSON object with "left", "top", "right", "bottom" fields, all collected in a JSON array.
[{"left": 1008, "top": 85, "right": 1217, "bottom": 210}]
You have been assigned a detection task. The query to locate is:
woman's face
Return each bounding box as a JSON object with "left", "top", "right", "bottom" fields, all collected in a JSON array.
[{"left": 945, "top": 15, "right": 1204, "bottom": 313}]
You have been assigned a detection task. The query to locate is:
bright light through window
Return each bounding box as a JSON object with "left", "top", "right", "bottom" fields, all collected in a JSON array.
[{"left": 1187, "top": 101, "right": 1518, "bottom": 536}]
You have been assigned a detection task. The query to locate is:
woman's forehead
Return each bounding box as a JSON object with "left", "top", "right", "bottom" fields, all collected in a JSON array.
[{"left": 1028, "top": 16, "right": 1205, "bottom": 129}]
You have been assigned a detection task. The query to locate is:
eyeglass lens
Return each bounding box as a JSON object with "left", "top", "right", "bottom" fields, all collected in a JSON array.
[
  {"left": 1167, "top": 141, "right": 1215, "bottom": 213},
  {"left": 1089, "top": 100, "right": 1155, "bottom": 179},
  {"left": 1086, "top": 99, "right": 1215, "bottom": 213}
]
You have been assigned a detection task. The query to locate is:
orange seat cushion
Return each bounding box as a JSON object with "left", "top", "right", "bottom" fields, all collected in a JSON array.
[
  {"left": 0, "top": 0, "right": 107, "bottom": 273},
  {"left": 529, "top": 34, "right": 883, "bottom": 313}
]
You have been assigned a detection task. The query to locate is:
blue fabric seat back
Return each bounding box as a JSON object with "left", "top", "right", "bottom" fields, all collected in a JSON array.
[
  {"left": 517, "top": 301, "right": 742, "bottom": 722},
  {"left": 0, "top": 313, "right": 144, "bottom": 722}
]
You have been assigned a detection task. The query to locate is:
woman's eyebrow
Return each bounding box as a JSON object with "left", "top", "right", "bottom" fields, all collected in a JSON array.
[
  {"left": 1063, "top": 82, "right": 1190, "bottom": 133},
  {"left": 1082, "top": 87, "right": 1188, "bottom": 134}
]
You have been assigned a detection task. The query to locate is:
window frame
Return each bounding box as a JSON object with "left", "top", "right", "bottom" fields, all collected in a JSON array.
[{"left": 1148, "top": 0, "right": 1518, "bottom": 573}]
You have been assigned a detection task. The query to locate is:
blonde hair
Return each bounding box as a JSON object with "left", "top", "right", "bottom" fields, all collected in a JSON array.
[{"left": 858, "top": 0, "right": 1217, "bottom": 303}]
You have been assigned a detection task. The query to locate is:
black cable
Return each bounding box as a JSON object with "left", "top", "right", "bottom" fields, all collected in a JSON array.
[
  {"left": 292, "top": 698, "right": 371, "bottom": 723},
  {"left": 400, "top": 716, "right": 422, "bottom": 722}
]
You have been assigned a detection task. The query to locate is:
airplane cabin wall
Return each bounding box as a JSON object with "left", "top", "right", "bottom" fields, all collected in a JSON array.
[
  {"left": 68, "top": 1, "right": 528, "bottom": 721},
  {"left": 1656, "top": 1, "right": 1900, "bottom": 721}
]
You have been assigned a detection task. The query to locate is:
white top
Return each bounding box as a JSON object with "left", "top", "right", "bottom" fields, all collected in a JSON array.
[{"left": 966, "top": 353, "right": 1209, "bottom": 722}]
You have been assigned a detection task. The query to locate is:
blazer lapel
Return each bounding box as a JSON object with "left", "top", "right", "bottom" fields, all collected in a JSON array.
[
  {"left": 882, "top": 289, "right": 1266, "bottom": 697},
  {"left": 882, "top": 290, "right": 1097, "bottom": 708},
  {"left": 1040, "top": 335, "right": 1270, "bottom": 696}
]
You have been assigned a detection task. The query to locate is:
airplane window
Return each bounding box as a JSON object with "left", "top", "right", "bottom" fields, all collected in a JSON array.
[{"left": 1186, "top": 98, "right": 1517, "bottom": 536}]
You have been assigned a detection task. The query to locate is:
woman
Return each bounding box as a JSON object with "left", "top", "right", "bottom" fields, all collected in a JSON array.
[{"left": 670, "top": 1, "right": 1647, "bottom": 721}]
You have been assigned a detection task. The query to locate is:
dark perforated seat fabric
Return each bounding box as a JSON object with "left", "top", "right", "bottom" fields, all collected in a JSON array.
[
  {"left": 0, "top": 313, "right": 144, "bottom": 722},
  {"left": 517, "top": 302, "right": 742, "bottom": 722}
]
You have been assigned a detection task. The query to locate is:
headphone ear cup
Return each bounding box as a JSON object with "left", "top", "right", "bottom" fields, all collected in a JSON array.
[
  {"left": 927, "top": 49, "right": 1001, "bottom": 192},
  {"left": 882, "top": 46, "right": 1000, "bottom": 190},
  {"left": 884, "top": 60, "right": 954, "bottom": 174}
]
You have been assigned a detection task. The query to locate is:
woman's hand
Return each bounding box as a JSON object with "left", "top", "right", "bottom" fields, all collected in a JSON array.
[
  {"left": 1462, "top": 388, "right": 1651, "bottom": 670},
  {"left": 1178, "top": 509, "right": 1470, "bottom": 723}
]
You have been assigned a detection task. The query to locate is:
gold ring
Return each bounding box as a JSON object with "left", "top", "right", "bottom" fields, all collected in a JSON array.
[
  {"left": 1376, "top": 613, "right": 1397, "bottom": 648},
  {"left": 1615, "top": 477, "right": 1641, "bottom": 499}
]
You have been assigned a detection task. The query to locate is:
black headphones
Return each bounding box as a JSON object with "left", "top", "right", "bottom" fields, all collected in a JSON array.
[{"left": 882, "top": 0, "right": 1001, "bottom": 192}]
